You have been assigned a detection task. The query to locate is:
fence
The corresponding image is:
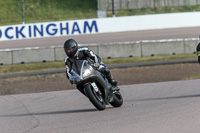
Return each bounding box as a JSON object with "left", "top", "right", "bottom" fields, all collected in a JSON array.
[
  {"left": 1, "top": 0, "right": 200, "bottom": 25},
  {"left": 0, "top": 0, "right": 97, "bottom": 26},
  {"left": 98, "top": 0, "right": 200, "bottom": 10}
]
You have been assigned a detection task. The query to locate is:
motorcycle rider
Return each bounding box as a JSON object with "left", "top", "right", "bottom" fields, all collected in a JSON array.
[
  {"left": 64, "top": 38, "right": 118, "bottom": 86},
  {"left": 196, "top": 34, "right": 200, "bottom": 64}
]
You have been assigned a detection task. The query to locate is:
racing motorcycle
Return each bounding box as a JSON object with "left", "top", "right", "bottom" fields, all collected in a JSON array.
[{"left": 70, "top": 59, "right": 123, "bottom": 110}]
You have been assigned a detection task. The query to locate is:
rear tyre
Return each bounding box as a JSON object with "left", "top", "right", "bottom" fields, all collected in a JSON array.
[
  {"left": 110, "top": 91, "right": 123, "bottom": 107},
  {"left": 84, "top": 84, "right": 106, "bottom": 110}
]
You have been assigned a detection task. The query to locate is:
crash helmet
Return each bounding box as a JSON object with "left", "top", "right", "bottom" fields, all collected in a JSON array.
[{"left": 64, "top": 39, "right": 78, "bottom": 58}]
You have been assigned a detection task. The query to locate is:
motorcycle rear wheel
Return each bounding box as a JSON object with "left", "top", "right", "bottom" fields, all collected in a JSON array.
[{"left": 84, "top": 84, "right": 106, "bottom": 110}]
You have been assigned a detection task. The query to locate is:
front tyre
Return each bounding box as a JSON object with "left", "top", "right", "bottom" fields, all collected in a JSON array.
[
  {"left": 84, "top": 84, "right": 106, "bottom": 110},
  {"left": 110, "top": 91, "right": 123, "bottom": 107}
]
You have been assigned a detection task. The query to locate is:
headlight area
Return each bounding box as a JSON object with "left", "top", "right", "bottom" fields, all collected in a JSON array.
[{"left": 82, "top": 66, "right": 93, "bottom": 78}]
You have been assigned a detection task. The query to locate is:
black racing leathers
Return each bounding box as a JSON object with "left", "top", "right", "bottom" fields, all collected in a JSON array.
[
  {"left": 65, "top": 47, "right": 101, "bottom": 79},
  {"left": 65, "top": 47, "right": 117, "bottom": 86},
  {"left": 197, "top": 42, "right": 200, "bottom": 64}
]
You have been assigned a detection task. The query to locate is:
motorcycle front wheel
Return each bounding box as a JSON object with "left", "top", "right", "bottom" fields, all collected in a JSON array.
[{"left": 84, "top": 84, "right": 106, "bottom": 110}]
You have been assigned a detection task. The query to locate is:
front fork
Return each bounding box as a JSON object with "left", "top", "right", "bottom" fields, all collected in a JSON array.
[{"left": 91, "top": 82, "right": 102, "bottom": 96}]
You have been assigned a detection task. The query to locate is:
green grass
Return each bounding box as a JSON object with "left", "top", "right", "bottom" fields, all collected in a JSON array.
[
  {"left": 0, "top": 54, "right": 197, "bottom": 75},
  {"left": 1, "top": 0, "right": 200, "bottom": 26},
  {"left": 0, "top": 0, "right": 97, "bottom": 25},
  {"left": 0, "top": 62, "right": 64, "bottom": 74},
  {"left": 102, "top": 54, "right": 197, "bottom": 64},
  {"left": 185, "top": 75, "right": 200, "bottom": 80}
]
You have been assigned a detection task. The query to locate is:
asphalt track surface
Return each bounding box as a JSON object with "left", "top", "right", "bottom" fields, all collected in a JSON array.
[
  {"left": 0, "top": 26, "right": 200, "bottom": 49},
  {"left": 1, "top": 27, "right": 200, "bottom": 133},
  {"left": 0, "top": 79, "right": 200, "bottom": 133}
]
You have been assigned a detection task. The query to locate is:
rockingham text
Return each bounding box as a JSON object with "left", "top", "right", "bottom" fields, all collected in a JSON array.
[{"left": 0, "top": 20, "right": 98, "bottom": 41}]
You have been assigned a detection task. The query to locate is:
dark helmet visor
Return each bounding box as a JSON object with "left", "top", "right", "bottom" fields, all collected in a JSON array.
[{"left": 65, "top": 46, "right": 76, "bottom": 56}]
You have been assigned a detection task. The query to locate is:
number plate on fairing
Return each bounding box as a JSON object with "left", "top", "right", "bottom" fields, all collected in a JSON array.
[{"left": 91, "top": 82, "right": 99, "bottom": 92}]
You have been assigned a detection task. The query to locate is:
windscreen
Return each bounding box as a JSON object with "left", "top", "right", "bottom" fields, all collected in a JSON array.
[{"left": 71, "top": 60, "right": 85, "bottom": 76}]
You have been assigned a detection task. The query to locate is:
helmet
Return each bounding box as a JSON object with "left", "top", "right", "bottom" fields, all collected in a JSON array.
[{"left": 64, "top": 39, "right": 78, "bottom": 58}]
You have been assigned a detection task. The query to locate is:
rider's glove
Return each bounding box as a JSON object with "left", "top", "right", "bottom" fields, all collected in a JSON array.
[
  {"left": 69, "top": 77, "right": 76, "bottom": 84},
  {"left": 93, "top": 63, "right": 100, "bottom": 69}
]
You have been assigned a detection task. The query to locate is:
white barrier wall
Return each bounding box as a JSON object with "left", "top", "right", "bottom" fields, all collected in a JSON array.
[
  {"left": 0, "top": 38, "right": 198, "bottom": 65},
  {"left": 0, "top": 50, "right": 12, "bottom": 65},
  {"left": 184, "top": 38, "right": 199, "bottom": 54},
  {"left": 98, "top": 42, "right": 141, "bottom": 58},
  {"left": 0, "top": 12, "right": 200, "bottom": 41},
  {"left": 12, "top": 47, "right": 55, "bottom": 64},
  {"left": 141, "top": 39, "right": 185, "bottom": 56}
]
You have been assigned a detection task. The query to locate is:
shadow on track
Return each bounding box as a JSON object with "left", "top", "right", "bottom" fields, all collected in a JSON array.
[{"left": 0, "top": 108, "right": 97, "bottom": 118}]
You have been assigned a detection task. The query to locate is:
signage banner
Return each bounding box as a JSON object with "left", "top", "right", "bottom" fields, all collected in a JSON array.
[
  {"left": 0, "top": 19, "right": 99, "bottom": 41},
  {"left": 1, "top": 12, "right": 200, "bottom": 41}
]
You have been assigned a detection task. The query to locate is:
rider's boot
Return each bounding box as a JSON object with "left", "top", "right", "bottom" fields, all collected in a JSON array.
[
  {"left": 100, "top": 67, "right": 118, "bottom": 86},
  {"left": 106, "top": 73, "right": 118, "bottom": 86}
]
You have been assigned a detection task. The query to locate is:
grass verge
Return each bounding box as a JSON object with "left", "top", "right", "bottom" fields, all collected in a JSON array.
[
  {"left": 185, "top": 75, "right": 200, "bottom": 80},
  {"left": 0, "top": 54, "right": 197, "bottom": 75},
  {"left": 0, "top": 0, "right": 97, "bottom": 25},
  {"left": 1, "top": 0, "right": 200, "bottom": 26}
]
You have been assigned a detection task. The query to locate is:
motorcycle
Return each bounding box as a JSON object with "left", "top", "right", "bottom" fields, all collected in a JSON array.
[{"left": 70, "top": 59, "right": 123, "bottom": 110}]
